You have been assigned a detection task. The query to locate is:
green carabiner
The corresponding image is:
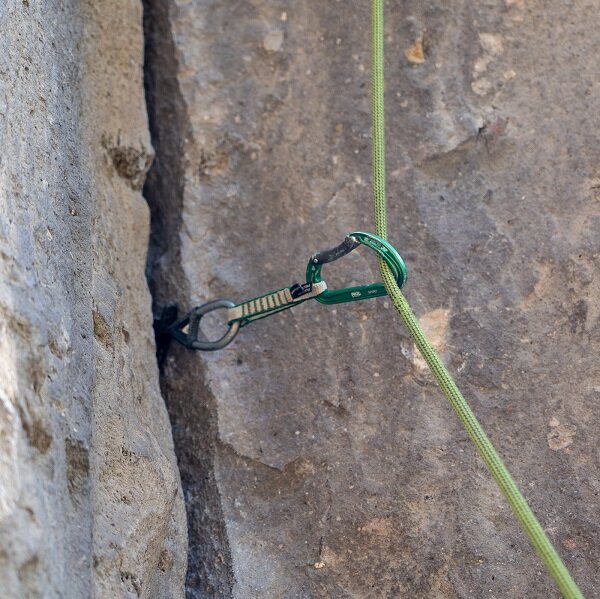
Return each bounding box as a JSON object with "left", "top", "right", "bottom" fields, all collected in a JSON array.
[{"left": 306, "top": 231, "right": 407, "bottom": 305}]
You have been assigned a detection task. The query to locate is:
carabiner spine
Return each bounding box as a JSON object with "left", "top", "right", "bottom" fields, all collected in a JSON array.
[{"left": 313, "top": 282, "right": 388, "bottom": 305}]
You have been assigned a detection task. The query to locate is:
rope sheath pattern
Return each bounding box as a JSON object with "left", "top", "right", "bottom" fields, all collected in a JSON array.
[{"left": 370, "top": 1, "right": 583, "bottom": 597}]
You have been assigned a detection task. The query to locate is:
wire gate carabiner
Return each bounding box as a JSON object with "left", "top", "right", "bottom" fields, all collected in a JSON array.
[{"left": 162, "top": 231, "right": 407, "bottom": 351}]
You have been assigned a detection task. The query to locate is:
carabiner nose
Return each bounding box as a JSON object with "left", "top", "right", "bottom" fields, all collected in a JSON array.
[{"left": 306, "top": 231, "right": 407, "bottom": 305}]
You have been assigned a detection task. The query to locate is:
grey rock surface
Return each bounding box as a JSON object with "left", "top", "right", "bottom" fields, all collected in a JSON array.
[
  {"left": 0, "top": 1, "right": 186, "bottom": 597},
  {"left": 146, "top": 1, "right": 600, "bottom": 597}
]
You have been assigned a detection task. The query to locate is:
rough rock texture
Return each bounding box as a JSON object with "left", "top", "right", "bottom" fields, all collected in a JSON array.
[
  {"left": 0, "top": 1, "right": 186, "bottom": 597},
  {"left": 145, "top": 1, "right": 600, "bottom": 597}
]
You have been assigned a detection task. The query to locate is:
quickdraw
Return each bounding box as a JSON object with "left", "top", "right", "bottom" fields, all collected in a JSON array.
[{"left": 163, "top": 231, "right": 406, "bottom": 351}]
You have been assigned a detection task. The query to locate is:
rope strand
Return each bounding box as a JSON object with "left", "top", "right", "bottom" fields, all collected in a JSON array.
[{"left": 370, "top": 1, "right": 583, "bottom": 597}]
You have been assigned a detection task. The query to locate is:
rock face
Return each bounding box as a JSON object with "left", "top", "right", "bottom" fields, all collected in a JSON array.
[
  {"left": 145, "top": 1, "right": 600, "bottom": 597},
  {"left": 0, "top": 1, "right": 186, "bottom": 597}
]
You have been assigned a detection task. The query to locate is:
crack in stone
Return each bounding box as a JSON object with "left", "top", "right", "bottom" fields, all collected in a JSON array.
[{"left": 142, "top": 1, "right": 234, "bottom": 596}]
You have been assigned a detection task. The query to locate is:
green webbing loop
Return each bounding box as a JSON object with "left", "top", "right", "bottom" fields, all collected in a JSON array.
[{"left": 370, "top": 1, "right": 584, "bottom": 597}]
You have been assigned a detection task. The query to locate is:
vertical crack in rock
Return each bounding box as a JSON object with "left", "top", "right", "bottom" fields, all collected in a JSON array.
[{"left": 142, "top": 2, "right": 234, "bottom": 597}]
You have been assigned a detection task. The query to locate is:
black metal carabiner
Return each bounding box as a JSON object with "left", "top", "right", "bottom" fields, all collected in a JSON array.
[{"left": 169, "top": 299, "right": 240, "bottom": 351}]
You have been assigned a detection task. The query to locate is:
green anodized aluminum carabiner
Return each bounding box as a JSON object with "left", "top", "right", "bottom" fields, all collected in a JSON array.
[{"left": 306, "top": 231, "right": 407, "bottom": 305}]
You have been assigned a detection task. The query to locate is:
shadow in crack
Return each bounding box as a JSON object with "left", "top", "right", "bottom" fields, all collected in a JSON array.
[{"left": 142, "top": 1, "right": 234, "bottom": 596}]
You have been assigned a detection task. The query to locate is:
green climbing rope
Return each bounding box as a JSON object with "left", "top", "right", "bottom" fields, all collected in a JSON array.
[{"left": 370, "top": 2, "right": 584, "bottom": 597}]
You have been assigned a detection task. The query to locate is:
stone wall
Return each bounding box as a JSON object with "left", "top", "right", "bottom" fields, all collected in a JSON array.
[
  {"left": 0, "top": 1, "right": 186, "bottom": 597},
  {"left": 2, "top": 1, "right": 599, "bottom": 597},
  {"left": 145, "top": 1, "right": 599, "bottom": 597}
]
